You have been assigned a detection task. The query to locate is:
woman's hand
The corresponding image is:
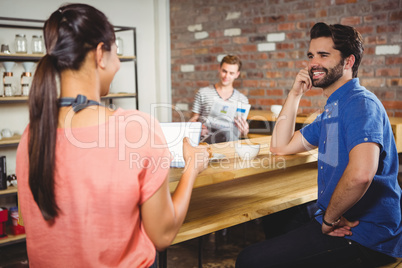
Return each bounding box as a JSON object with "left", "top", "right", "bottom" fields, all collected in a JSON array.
[{"left": 183, "top": 137, "right": 211, "bottom": 174}]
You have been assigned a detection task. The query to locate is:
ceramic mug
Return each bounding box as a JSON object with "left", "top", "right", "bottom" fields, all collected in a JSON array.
[
  {"left": 1, "top": 128, "right": 14, "bottom": 138},
  {"left": 270, "top": 105, "right": 283, "bottom": 117}
]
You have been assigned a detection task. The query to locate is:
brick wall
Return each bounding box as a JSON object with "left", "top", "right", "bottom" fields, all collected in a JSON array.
[{"left": 170, "top": 0, "right": 402, "bottom": 121}]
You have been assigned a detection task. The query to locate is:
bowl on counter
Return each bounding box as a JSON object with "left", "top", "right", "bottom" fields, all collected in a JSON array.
[{"left": 235, "top": 142, "right": 260, "bottom": 160}]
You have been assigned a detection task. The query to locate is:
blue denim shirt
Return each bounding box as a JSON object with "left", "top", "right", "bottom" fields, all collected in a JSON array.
[{"left": 301, "top": 78, "right": 402, "bottom": 257}]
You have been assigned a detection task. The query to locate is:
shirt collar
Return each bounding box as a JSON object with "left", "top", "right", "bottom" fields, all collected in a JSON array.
[{"left": 326, "top": 78, "right": 360, "bottom": 106}]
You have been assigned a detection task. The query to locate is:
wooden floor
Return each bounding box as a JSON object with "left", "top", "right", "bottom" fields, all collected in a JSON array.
[
  {"left": 1, "top": 218, "right": 401, "bottom": 268},
  {"left": 0, "top": 220, "right": 266, "bottom": 268}
]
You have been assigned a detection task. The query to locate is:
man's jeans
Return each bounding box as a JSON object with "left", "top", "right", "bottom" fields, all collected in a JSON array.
[{"left": 236, "top": 220, "right": 395, "bottom": 268}]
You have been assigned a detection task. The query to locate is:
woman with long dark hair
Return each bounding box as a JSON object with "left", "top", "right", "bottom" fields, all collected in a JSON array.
[{"left": 16, "top": 4, "right": 209, "bottom": 267}]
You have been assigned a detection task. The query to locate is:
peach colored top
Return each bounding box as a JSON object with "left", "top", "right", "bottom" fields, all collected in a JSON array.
[{"left": 16, "top": 109, "right": 171, "bottom": 267}]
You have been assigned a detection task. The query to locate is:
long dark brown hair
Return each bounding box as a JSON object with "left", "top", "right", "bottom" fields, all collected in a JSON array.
[{"left": 28, "top": 3, "right": 115, "bottom": 220}]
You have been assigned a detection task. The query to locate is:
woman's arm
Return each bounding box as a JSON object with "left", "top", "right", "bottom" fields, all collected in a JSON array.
[{"left": 140, "top": 138, "right": 209, "bottom": 251}]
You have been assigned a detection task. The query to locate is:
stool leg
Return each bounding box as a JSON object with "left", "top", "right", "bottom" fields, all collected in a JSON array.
[
  {"left": 158, "top": 250, "right": 167, "bottom": 268},
  {"left": 198, "top": 236, "right": 203, "bottom": 268}
]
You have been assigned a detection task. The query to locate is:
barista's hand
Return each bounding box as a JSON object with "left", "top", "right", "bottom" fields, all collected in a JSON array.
[
  {"left": 291, "top": 67, "right": 312, "bottom": 96},
  {"left": 201, "top": 124, "right": 209, "bottom": 137},
  {"left": 235, "top": 116, "right": 249, "bottom": 137}
]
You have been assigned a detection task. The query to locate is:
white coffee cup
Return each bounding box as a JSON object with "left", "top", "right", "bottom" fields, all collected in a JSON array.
[
  {"left": 1, "top": 128, "right": 14, "bottom": 138},
  {"left": 235, "top": 142, "right": 260, "bottom": 160},
  {"left": 271, "top": 105, "right": 283, "bottom": 117}
]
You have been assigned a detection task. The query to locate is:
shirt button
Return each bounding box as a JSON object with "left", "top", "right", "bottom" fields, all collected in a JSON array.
[
  {"left": 320, "top": 191, "right": 323, "bottom": 194},
  {"left": 364, "top": 138, "right": 368, "bottom": 141},
  {"left": 321, "top": 166, "right": 323, "bottom": 169},
  {"left": 328, "top": 115, "right": 331, "bottom": 118},
  {"left": 324, "top": 141, "right": 326, "bottom": 144}
]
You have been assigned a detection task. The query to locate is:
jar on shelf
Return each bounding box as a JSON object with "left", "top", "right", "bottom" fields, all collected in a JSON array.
[
  {"left": 14, "top": 34, "right": 27, "bottom": 54},
  {"left": 31, "top": 35, "right": 44, "bottom": 54}
]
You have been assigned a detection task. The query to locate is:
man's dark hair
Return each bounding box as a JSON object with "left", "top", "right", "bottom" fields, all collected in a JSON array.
[{"left": 310, "top": 22, "right": 364, "bottom": 78}]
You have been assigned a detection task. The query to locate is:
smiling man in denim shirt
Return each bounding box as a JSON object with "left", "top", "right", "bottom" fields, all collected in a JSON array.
[{"left": 236, "top": 22, "right": 401, "bottom": 268}]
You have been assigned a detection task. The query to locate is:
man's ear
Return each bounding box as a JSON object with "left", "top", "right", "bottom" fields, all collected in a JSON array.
[
  {"left": 345, "top": 54, "right": 355, "bottom": 71},
  {"left": 95, "top": 42, "right": 105, "bottom": 68}
]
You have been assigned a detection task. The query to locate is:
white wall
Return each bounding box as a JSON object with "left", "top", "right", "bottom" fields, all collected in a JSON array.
[{"left": 0, "top": 0, "right": 171, "bottom": 173}]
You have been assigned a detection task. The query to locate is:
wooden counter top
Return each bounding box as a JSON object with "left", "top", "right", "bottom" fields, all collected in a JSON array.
[
  {"left": 247, "top": 110, "right": 319, "bottom": 125},
  {"left": 173, "top": 162, "right": 318, "bottom": 244},
  {"left": 168, "top": 136, "right": 318, "bottom": 192},
  {"left": 168, "top": 136, "right": 319, "bottom": 245}
]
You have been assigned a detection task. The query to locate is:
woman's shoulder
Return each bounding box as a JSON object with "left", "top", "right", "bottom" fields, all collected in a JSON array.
[
  {"left": 114, "top": 108, "right": 156, "bottom": 123},
  {"left": 113, "top": 108, "right": 163, "bottom": 134}
]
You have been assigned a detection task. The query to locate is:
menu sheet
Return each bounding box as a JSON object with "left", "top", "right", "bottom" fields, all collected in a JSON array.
[{"left": 206, "top": 98, "right": 251, "bottom": 130}]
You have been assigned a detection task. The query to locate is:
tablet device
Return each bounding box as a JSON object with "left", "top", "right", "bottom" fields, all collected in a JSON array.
[{"left": 160, "top": 122, "right": 202, "bottom": 168}]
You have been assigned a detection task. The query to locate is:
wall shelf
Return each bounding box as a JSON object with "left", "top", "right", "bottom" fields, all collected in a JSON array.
[
  {"left": 0, "top": 186, "right": 23, "bottom": 246},
  {"left": 0, "top": 234, "right": 26, "bottom": 246},
  {"left": 0, "top": 135, "right": 21, "bottom": 148},
  {"left": 0, "top": 186, "right": 18, "bottom": 196}
]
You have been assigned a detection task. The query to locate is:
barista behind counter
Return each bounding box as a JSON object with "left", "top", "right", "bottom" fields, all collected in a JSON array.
[{"left": 190, "top": 55, "right": 250, "bottom": 144}]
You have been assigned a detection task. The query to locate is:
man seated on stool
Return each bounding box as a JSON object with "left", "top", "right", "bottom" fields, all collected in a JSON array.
[
  {"left": 236, "top": 22, "right": 401, "bottom": 267},
  {"left": 190, "top": 55, "right": 249, "bottom": 143}
]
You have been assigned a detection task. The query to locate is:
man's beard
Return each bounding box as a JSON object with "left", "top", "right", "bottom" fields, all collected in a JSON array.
[{"left": 309, "top": 59, "right": 344, "bottom": 89}]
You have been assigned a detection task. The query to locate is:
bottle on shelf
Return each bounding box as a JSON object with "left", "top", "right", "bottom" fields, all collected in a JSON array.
[
  {"left": 0, "top": 156, "right": 6, "bottom": 190},
  {"left": 2, "top": 62, "right": 15, "bottom": 97},
  {"left": 116, "top": 37, "right": 124, "bottom": 56},
  {"left": 21, "top": 62, "right": 34, "bottom": 96}
]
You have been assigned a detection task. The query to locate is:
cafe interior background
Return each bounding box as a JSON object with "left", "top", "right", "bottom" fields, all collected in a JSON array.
[
  {"left": 0, "top": 0, "right": 401, "bottom": 265},
  {"left": 0, "top": 0, "right": 401, "bottom": 177}
]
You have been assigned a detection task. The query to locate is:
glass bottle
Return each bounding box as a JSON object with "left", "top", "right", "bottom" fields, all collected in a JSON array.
[
  {"left": 15, "top": 34, "right": 28, "bottom": 54},
  {"left": 21, "top": 72, "right": 32, "bottom": 96},
  {"left": 116, "top": 37, "right": 123, "bottom": 56},
  {"left": 31, "top": 35, "right": 44, "bottom": 54},
  {"left": 3, "top": 72, "right": 14, "bottom": 96}
]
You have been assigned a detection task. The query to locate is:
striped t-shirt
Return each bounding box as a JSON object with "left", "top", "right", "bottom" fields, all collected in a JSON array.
[{"left": 192, "top": 85, "right": 249, "bottom": 124}]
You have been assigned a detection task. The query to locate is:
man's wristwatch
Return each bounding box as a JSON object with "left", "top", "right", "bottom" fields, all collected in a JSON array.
[{"left": 322, "top": 215, "right": 341, "bottom": 227}]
